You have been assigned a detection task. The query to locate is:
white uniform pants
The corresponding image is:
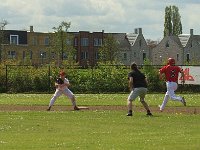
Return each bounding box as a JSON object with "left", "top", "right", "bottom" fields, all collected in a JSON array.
[
  {"left": 49, "top": 88, "right": 75, "bottom": 107},
  {"left": 160, "top": 82, "right": 183, "bottom": 110}
]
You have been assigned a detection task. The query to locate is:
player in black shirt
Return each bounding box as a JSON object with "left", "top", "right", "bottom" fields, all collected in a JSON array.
[{"left": 127, "top": 62, "right": 152, "bottom": 116}]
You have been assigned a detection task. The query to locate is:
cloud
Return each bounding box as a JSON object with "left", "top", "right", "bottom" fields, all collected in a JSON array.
[{"left": 0, "top": 0, "right": 199, "bottom": 40}]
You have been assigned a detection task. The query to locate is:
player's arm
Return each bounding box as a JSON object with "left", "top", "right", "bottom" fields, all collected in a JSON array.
[
  {"left": 128, "top": 77, "right": 133, "bottom": 91},
  {"left": 159, "top": 70, "right": 163, "bottom": 80},
  {"left": 62, "top": 79, "right": 70, "bottom": 87},
  {"left": 180, "top": 69, "right": 185, "bottom": 84},
  {"left": 55, "top": 82, "right": 59, "bottom": 88},
  {"left": 63, "top": 82, "right": 70, "bottom": 87}
]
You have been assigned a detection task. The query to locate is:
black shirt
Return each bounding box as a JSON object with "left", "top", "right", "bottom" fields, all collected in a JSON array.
[{"left": 128, "top": 70, "right": 147, "bottom": 88}]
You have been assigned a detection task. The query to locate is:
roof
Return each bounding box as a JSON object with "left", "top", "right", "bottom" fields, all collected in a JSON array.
[
  {"left": 169, "top": 36, "right": 183, "bottom": 47},
  {"left": 112, "top": 33, "right": 130, "bottom": 49}
]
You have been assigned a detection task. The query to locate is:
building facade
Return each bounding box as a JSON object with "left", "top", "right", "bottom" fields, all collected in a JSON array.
[
  {"left": 151, "top": 29, "right": 200, "bottom": 65},
  {"left": 1, "top": 26, "right": 200, "bottom": 66}
]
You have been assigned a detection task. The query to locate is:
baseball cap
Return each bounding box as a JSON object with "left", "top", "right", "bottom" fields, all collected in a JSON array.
[{"left": 59, "top": 71, "right": 65, "bottom": 76}]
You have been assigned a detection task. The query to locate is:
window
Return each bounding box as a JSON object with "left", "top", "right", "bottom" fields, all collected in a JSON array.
[
  {"left": 81, "top": 51, "right": 88, "bottom": 59},
  {"left": 66, "top": 39, "right": 71, "bottom": 45},
  {"left": 95, "top": 51, "right": 99, "bottom": 60},
  {"left": 44, "top": 37, "right": 49, "bottom": 45},
  {"left": 10, "top": 35, "right": 19, "bottom": 45},
  {"left": 63, "top": 52, "right": 68, "bottom": 59},
  {"left": 177, "top": 53, "right": 179, "bottom": 61},
  {"left": 32, "top": 37, "right": 37, "bottom": 45},
  {"left": 8, "top": 51, "right": 16, "bottom": 59},
  {"left": 166, "top": 41, "right": 169, "bottom": 47},
  {"left": 81, "top": 38, "right": 89, "bottom": 46},
  {"left": 94, "top": 38, "right": 102, "bottom": 46},
  {"left": 134, "top": 52, "right": 136, "bottom": 57},
  {"left": 51, "top": 52, "right": 56, "bottom": 59},
  {"left": 74, "top": 38, "right": 78, "bottom": 46},
  {"left": 139, "top": 40, "right": 142, "bottom": 47},
  {"left": 123, "top": 53, "right": 127, "bottom": 60},
  {"left": 143, "top": 53, "right": 146, "bottom": 60},
  {"left": 186, "top": 53, "right": 190, "bottom": 62}
]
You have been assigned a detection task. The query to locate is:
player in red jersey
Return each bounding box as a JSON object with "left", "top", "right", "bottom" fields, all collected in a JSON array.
[{"left": 159, "top": 58, "right": 186, "bottom": 112}]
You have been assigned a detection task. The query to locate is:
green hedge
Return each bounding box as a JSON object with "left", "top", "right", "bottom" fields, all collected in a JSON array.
[{"left": 0, "top": 62, "right": 199, "bottom": 93}]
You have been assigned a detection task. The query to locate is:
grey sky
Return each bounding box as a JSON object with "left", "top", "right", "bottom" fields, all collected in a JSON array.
[{"left": 0, "top": 0, "right": 200, "bottom": 41}]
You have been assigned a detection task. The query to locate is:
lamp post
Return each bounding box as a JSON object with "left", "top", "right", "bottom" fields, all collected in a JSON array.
[
  {"left": 41, "top": 53, "right": 44, "bottom": 65},
  {"left": 160, "top": 55, "right": 162, "bottom": 64}
]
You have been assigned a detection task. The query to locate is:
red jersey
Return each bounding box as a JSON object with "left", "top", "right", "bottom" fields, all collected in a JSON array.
[{"left": 159, "top": 65, "right": 182, "bottom": 82}]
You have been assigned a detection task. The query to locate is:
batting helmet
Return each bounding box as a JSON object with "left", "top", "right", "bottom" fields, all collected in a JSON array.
[{"left": 168, "top": 58, "right": 175, "bottom": 65}]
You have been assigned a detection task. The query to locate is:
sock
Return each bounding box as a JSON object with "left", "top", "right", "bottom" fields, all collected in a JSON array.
[{"left": 128, "top": 110, "right": 132, "bottom": 114}]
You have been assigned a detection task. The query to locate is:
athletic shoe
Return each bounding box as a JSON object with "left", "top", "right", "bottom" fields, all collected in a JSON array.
[
  {"left": 146, "top": 112, "right": 153, "bottom": 116},
  {"left": 47, "top": 107, "right": 51, "bottom": 111},
  {"left": 181, "top": 97, "right": 186, "bottom": 106},
  {"left": 158, "top": 105, "right": 163, "bottom": 112},
  {"left": 126, "top": 113, "right": 132, "bottom": 116},
  {"left": 74, "top": 106, "right": 80, "bottom": 111},
  {"left": 126, "top": 110, "right": 132, "bottom": 116}
]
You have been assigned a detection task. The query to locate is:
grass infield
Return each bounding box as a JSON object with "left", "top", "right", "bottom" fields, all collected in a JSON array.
[{"left": 0, "top": 93, "right": 200, "bottom": 150}]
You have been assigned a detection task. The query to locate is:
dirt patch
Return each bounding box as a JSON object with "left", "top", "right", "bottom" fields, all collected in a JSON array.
[{"left": 0, "top": 105, "right": 199, "bottom": 114}]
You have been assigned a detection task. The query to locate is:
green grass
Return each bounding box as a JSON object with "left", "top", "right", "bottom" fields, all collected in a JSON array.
[
  {"left": 0, "top": 93, "right": 200, "bottom": 106},
  {"left": 0, "top": 93, "right": 200, "bottom": 150}
]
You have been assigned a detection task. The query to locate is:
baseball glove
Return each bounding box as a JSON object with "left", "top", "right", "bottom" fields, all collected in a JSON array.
[{"left": 56, "top": 78, "right": 64, "bottom": 84}]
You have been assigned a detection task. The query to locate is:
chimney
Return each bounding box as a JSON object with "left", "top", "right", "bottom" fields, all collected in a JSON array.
[
  {"left": 30, "top": 26, "right": 34, "bottom": 32},
  {"left": 190, "top": 29, "right": 193, "bottom": 35},
  {"left": 134, "top": 28, "right": 142, "bottom": 34},
  {"left": 138, "top": 28, "right": 142, "bottom": 35},
  {"left": 134, "top": 28, "right": 138, "bottom": 34}
]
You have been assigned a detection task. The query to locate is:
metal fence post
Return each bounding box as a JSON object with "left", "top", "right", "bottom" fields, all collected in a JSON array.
[
  {"left": 48, "top": 65, "right": 51, "bottom": 93},
  {"left": 5, "top": 65, "right": 8, "bottom": 92}
]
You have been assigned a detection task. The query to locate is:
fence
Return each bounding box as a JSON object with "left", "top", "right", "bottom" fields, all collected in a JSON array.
[{"left": 0, "top": 64, "right": 200, "bottom": 93}]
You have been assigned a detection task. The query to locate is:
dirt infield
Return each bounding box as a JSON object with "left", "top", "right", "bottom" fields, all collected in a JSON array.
[{"left": 0, "top": 105, "right": 199, "bottom": 114}]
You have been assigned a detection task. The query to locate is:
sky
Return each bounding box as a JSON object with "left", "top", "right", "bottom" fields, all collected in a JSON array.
[{"left": 0, "top": 0, "right": 200, "bottom": 41}]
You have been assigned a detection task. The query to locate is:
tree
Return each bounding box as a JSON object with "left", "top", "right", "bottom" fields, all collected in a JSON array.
[
  {"left": 51, "top": 21, "right": 76, "bottom": 66},
  {"left": 98, "top": 34, "right": 120, "bottom": 64},
  {"left": 171, "top": 6, "right": 182, "bottom": 35},
  {"left": 0, "top": 19, "right": 9, "bottom": 62},
  {"left": 0, "top": 19, "right": 8, "bottom": 30},
  {"left": 164, "top": 5, "right": 182, "bottom": 36}
]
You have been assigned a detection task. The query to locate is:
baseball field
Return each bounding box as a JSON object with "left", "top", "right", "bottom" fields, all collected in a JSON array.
[{"left": 0, "top": 93, "right": 199, "bottom": 150}]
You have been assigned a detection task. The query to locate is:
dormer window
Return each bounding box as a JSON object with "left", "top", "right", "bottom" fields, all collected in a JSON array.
[
  {"left": 139, "top": 40, "right": 142, "bottom": 47},
  {"left": 10, "top": 35, "right": 19, "bottom": 45},
  {"left": 165, "top": 41, "right": 169, "bottom": 47}
]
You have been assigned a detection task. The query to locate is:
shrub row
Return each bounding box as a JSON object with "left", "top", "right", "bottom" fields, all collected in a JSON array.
[{"left": 0, "top": 62, "right": 199, "bottom": 93}]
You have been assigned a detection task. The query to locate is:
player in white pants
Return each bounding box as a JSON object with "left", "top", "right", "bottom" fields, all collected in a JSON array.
[
  {"left": 159, "top": 58, "right": 186, "bottom": 112},
  {"left": 47, "top": 71, "right": 79, "bottom": 111},
  {"left": 159, "top": 81, "right": 184, "bottom": 111}
]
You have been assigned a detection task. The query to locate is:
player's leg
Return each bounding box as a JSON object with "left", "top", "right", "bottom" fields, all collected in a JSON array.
[
  {"left": 139, "top": 88, "right": 152, "bottom": 116},
  {"left": 159, "top": 94, "right": 169, "bottom": 111},
  {"left": 168, "top": 82, "right": 186, "bottom": 105},
  {"left": 63, "top": 88, "right": 79, "bottom": 110},
  {"left": 159, "top": 82, "right": 170, "bottom": 111},
  {"left": 127, "top": 89, "right": 139, "bottom": 116},
  {"left": 47, "top": 89, "right": 62, "bottom": 111}
]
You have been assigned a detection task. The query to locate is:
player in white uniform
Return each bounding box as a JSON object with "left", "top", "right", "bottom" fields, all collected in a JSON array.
[{"left": 47, "top": 71, "right": 79, "bottom": 111}]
